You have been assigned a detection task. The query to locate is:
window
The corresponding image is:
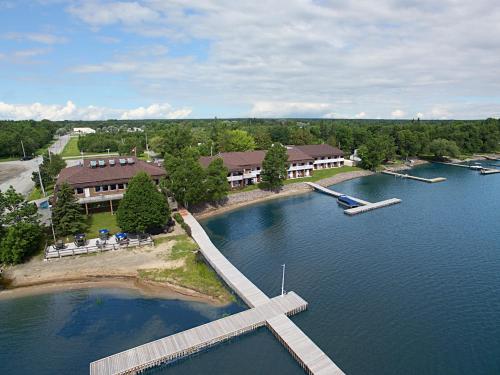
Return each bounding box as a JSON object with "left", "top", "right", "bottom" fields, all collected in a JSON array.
[
  {"left": 103, "top": 185, "right": 109, "bottom": 191},
  {"left": 109, "top": 184, "right": 117, "bottom": 191},
  {"left": 76, "top": 188, "right": 84, "bottom": 194},
  {"left": 293, "top": 163, "right": 297, "bottom": 167},
  {"left": 95, "top": 186, "right": 102, "bottom": 192},
  {"left": 257, "top": 167, "right": 261, "bottom": 170},
  {"left": 118, "top": 183, "right": 124, "bottom": 190}
]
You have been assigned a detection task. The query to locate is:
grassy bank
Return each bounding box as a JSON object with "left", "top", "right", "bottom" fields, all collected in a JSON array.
[
  {"left": 229, "top": 166, "right": 362, "bottom": 194},
  {"left": 139, "top": 234, "right": 234, "bottom": 303},
  {"left": 27, "top": 185, "right": 54, "bottom": 201},
  {"left": 60, "top": 137, "right": 80, "bottom": 157}
]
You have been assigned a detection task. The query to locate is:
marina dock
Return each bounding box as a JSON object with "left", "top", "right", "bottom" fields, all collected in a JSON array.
[
  {"left": 480, "top": 168, "right": 500, "bottom": 175},
  {"left": 89, "top": 211, "right": 344, "bottom": 375},
  {"left": 90, "top": 292, "right": 308, "bottom": 375},
  {"left": 381, "top": 170, "right": 446, "bottom": 183},
  {"left": 306, "top": 182, "right": 401, "bottom": 215}
]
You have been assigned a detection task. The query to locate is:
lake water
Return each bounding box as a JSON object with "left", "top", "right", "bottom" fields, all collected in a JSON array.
[{"left": 1, "top": 163, "right": 499, "bottom": 374}]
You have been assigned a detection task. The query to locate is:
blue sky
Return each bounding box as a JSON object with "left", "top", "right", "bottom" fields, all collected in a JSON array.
[{"left": 0, "top": 0, "right": 499, "bottom": 120}]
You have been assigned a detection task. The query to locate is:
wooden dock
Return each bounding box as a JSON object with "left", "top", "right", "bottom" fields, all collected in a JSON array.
[
  {"left": 90, "top": 293, "right": 308, "bottom": 375},
  {"left": 381, "top": 170, "right": 446, "bottom": 183},
  {"left": 89, "top": 212, "right": 345, "bottom": 375},
  {"left": 305, "top": 182, "right": 370, "bottom": 205},
  {"left": 480, "top": 168, "right": 500, "bottom": 175},
  {"left": 344, "top": 198, "right": 402, "bottom": 216},
  {"left": 306, "top": 182, "right": 401, "bottom": 216}
]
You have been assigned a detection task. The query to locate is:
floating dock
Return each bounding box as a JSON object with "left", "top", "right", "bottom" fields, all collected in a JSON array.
[
  {"left": 90, "top": 212, "right": 345, "bottom": 375},
  {"left": 306, "top": 182, "right": 401, "bottom": 216},
  {"left": 480, "top": 168, "right": 500, "bottom": 175},
  {"left": 381, "top": 170, "right": 446, "bottom": 183}
]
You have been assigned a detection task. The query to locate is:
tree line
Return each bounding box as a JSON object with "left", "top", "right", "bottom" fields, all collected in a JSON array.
[{"left": 0, "top": 120, "right": 58, "bottom": 158}]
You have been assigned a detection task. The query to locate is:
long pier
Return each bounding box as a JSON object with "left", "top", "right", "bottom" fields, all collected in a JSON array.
[
  {"left": 306, "top": 182, "right": 401, "bottom": 215},
  {"left": 90, "top": 292, "right": 308, "bottom": 375},
  {"left": 90, "top": 212, "right": 344, "bottom": 375},
  {"left": 481, "top": 168, "right": 500, "bottom": 175},
  {"left": 381, "top": 170, "right": 446, "bottom": 183}
]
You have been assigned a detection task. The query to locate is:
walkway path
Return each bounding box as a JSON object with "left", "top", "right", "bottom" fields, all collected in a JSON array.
[{"left": 89, "top": 212, "right": 345, "bottom": 374}]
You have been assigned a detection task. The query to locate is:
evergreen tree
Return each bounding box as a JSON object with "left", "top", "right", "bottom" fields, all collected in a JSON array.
[
  {"left": 116, "top": 172, "right": 170, "bottom": 233},
  {"left": 52, "top": 183, "right": 86, "bottom": 237},
  {"left": 205, "top": 158, "right": 229, "bottom": 203},
  {"left": 260, "top": 143, "right": 288, "bottom": 191}
]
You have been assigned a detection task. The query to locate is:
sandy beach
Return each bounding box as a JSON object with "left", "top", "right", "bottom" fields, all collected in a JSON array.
[{"left": 0, "top": 226, "right": 230, "bottom": 306}]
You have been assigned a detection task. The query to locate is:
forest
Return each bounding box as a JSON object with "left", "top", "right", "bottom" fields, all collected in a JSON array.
[
  {"left": 0, "top": 120, "right": 59, "bottom": 158},
  {"left": 2, "top": 118, "right": 499, "bottom": 166}
]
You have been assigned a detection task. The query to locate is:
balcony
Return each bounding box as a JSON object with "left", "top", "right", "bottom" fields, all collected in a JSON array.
[
  {"left": 228, "top": 175, "right": 244, "bottom": 182},
  {"left": 288, "top": 165, "right": 314, "bottom": 171}
]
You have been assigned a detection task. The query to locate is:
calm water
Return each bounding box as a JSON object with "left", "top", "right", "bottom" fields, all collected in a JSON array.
[{"left": 1, "top": 163, "right": 499, "bottom": 374}]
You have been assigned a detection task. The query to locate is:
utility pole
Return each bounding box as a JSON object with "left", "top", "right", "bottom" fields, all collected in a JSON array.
[
  {"left": 37, "top": 164, "right": 46, "bottom": 197},
  {"left": 21, "top": 140, "right": 26, "bottom": 158},
  {"left": 49, "top": 218, "right": 57, "bottom": 243},
  {"left": 281, "top": 264, "right": 286, "bottom": 295},
  {"left": 145, "top": 132, "right": 150, "bottom": 160}
]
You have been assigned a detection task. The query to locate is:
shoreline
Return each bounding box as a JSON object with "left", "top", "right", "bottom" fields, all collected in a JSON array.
[
  {"left": 194, "top": 169, "right": 374, "bottom": 220},
  {"left": 0, "top": 274, "right": 230, "bottom": 306}
]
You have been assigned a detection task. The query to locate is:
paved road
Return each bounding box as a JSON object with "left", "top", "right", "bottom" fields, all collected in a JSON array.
[{"left": 0, "top": 135, "right": 70, "bottom": 196}]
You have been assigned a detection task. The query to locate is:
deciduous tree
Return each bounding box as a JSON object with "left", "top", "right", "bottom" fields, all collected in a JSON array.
[{"left": 260, "top": 143, "right": 288, "bottom": 191}]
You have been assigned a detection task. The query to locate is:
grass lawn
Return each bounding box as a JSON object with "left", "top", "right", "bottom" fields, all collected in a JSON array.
[
  {"left": 229, "top": 166, "right": 362, "bottom": 194},
  {"left": 27, "top": 185, "right": 54, "bottom": 201},
  {"left": 139, "top": 234, "right": 234, "bottom": 302},
  {"left": 85, "top": 212, "right": 121, "bottom": 238},
  {"left": 61, "top": 137, "right": 80, "bottom": 157}
]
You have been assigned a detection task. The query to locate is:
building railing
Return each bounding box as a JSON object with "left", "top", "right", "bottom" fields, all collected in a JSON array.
[
  {"left": 313, "top": 157, "right": 344, "bottom": 164},
  {"left": 287, "top": 165, "right": 314, "bottom": 171}
]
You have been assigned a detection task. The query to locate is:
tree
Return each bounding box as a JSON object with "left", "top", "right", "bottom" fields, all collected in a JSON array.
[
  {"left": 429, "top": 138, "right": 460, "bottom": 159},
  {"left": 358, "top": 135, "right": 397, "bottom": 170},
  {"left": 0, "top": 222, "right": 43, "bottom": 264},
  {"left": 217, "top": 129, "right": 256, "bottom": 152},
  {"left": 116, "top": 172, "right": 170, "bottom": 233},
  {"left": 166, "top": 153, "right": 207, "bottom": 208},
  {"left": 396, "top": 129, "right": 420, "bottom": 158},
  {"left": 0, "top": 186, "right": 43, "bottom": 264},
  {"left": 52, "top": 183, "right": 86, "bottom": 237},
  {"left": 253, "top": 128, "right": 272, "bottom": 150},
  {"left": 31, "top": 152, "right": 66, "bottom": 189},
  {"left": 260, "top": 143, "right": 288, "bottom": 191},
  {"left": 0, "top": 186, "right": 39, "bottom": 226},
  {"left": 205, "top": 158, "right": 229, "bottom": 203}
]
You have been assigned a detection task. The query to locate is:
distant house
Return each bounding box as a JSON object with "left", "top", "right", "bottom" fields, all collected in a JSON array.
[
  {"left": 55, "top": 157, "right": 166, "bottom": 214},
  {"left": 73, "top": 127, "right": 96, "bottom": 134},
  {"left": 199, "top": 144, "right": 344, "bottom": 188}
]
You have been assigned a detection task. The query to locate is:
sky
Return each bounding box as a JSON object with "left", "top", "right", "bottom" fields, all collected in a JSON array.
[{"left": 0, "top": 0, "right": 499, "bottom": 120}]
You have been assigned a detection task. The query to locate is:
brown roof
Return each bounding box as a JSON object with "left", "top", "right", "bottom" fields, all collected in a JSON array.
[
  {"left": 200, "top": 151, "right": 267, "bottom": 172},
  {"left": 292, "top": 144, "right": 344, "bottom": 158},
  {"left": 56, "top": 157, "right": 166, "bottom": 188},
  {"left": 286, "top": 148, "right": 314, "bottom": 162},
  {"left": 200, "top": 148, "right": 313, "bottom": 172}
]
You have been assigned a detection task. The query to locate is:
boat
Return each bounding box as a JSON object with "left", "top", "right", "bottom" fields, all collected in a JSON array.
[
  {"left": 470, "top": 165, "right": 483, "bottom": 170},
  {"left": 337, "top": 195, "right": 360, "bottom": 209}
]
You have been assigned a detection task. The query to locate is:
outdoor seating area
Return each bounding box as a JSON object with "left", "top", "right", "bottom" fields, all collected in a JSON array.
[{"left": 45, "top": 232, "right": 153, "bottom": 259}]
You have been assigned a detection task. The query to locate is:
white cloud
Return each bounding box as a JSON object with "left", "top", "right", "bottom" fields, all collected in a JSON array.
[
  {"left": 2, "top": 32, "right": 67, "bottom": 44},
  {"left": 391, "top": 109, "right": 406, "bottom": 118},
  {"left": 354, "top": 111, "right": 367, "bottom": 118},
  {"left": 0, "top": 100, "right": 192, "bottom": 121},
  {"left": 416, "top": 112, "right": 424, "bottom": 118},
  {"left": 72, "top": 62, "right": 138, "bottom": 73},
  {"left": 250, "top": 101, "right": 335, "bottom": 118},
  {"left": 67, "top": 1, "right": 159, "bottom": 27},
  {"left": 120, "top": 103, "right": 192, "bottom": 120}
]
